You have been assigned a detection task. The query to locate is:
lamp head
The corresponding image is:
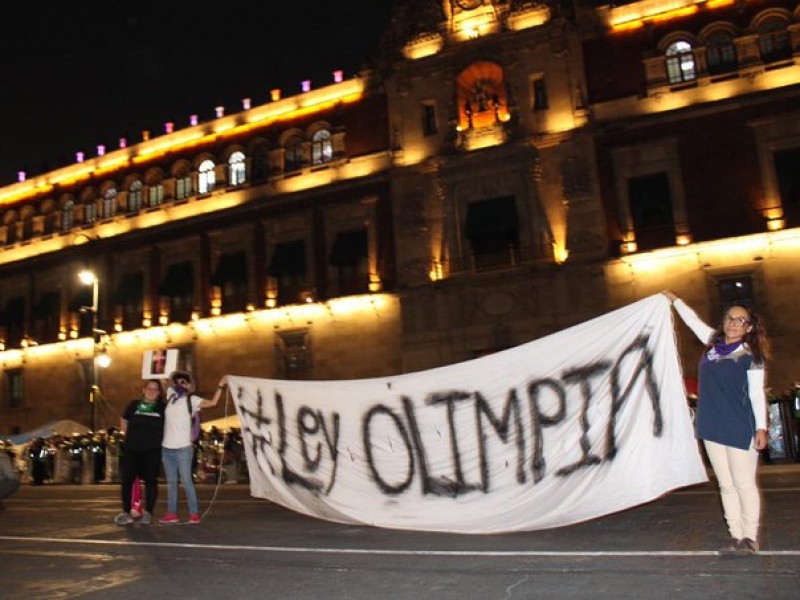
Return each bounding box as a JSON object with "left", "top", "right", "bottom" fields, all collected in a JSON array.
[
  {"left": 78, "top": 270, "right": 97, "bottom": 285},
  {"left": 96, "top": 351, "right": 112, "bottom": 369}
]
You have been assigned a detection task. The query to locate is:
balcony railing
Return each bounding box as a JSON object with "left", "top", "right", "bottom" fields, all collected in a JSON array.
[{"left": 445, "top": 244, "right": 553, "bottom": 276}]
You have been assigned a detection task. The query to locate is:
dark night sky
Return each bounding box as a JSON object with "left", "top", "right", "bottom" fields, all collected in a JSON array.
[{"left": 0, "top": 2, "right": 394, "bottom": 186}]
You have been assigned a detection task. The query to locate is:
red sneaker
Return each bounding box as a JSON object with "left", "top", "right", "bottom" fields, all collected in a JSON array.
[
  {"left": 158, "top": 513, "right": 180, "bottom": 525},
  {"left": 188, "top": 513, "right": 201, "bottom": 524}
]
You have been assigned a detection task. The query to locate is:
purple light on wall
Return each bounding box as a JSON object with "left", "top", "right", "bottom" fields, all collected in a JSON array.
[
  {"left": 119, "top": 138, "right": 127, "bottom": 148},
  {"left": 301, "top": 80, "right": 311, "bottom": 93},
  {"left": 165, "top": 122, "right": 174, "bottom": 133},
  {"left": 215, "top": 106, "right": 225, "bottom": 118},
  {"left": 333, "top": 70, "right": 343, "bottom": 83},
  {"left": 76, "top": 151, "right": 84, "bottom": 163},
  {"left": 242, "top": 98, "right": 251, "bottom": 110},
  {"left": 97, "top": 145, "right": 105, "bottom": 156},
  {"left": 17, "top": 171, "right": 26, "bottom": 182},
  {"left": 190, "top": 114, "right": 198, "bottom": 126}
]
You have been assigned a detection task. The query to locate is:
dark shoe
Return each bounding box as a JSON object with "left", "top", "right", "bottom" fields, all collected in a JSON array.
[
  {"left": 739, "top": 538, "right": 759, "bottom": 554},
  {"left": 114, "top": 512, "right": 134, "bottom": 526},
  {"left": 718, "top": 538, "right": 742, "bottom": 556}
]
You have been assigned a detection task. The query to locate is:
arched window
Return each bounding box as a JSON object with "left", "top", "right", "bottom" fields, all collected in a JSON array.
[
  {"left": 228, "top": 151, "right": 247, "bottom": 186},
  {"left": 144, "top": 170, "right": 164, "bottom": 207},
  {"left": 250, "top": 140, "right": 271, "bottom": 181},
  {"left": 84, "top": 201, "right": 97, "bottom": 224},
  {"left": 61, "top": 200, "right": 74, "bottom": 232},
  {"left": 198, "top": 160, "right": 216, "bottom": 194},
  {"left": 2, "top": 210, "right": 18, "bottom": 244},
  {"left": 128, "top": 180, "right": 143, "bottom": 212},
  {"left": 40, "top": 199, "right": 56, "bottom": 235},
  {"left": 758, "top": 16, "right": 791, "bottom": 63},
  {"left": 665, "top": 41, "right": 696, "bottom": 84},
  {"left": 19, "top": 207, "right": 34, "bottom": 241},
  {"left": 284, "top": 136, "right": 305, "bottom": 172},
  {"left": 148, "top": 183, "right": 164, "bottom": 207},
  {"left": 311, "top": 130, "right": 332, "bottom": 165},
  {"left": 102, "top": 187, "right": 118, "bottom": 219},
  {"left": 705, "top": 30, "right": 737, "bottom": 75},
  {"left": 174, "top": 163, "right": 192, "bottom": 200}
]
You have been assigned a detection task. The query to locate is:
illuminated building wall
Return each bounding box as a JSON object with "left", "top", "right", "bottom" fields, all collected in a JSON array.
[
  {"left": 0, "top": 76, "right": 402, "bottom": 433},
  {"left": 586, "top": 0, "right": 800, "bottom": 390},
  {"left": 1, "top": 0, "right": 799, "bottom": 435}
]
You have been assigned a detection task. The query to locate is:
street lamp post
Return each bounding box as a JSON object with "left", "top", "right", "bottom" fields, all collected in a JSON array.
[{"left": 78, "top": 270, "right": 99, "bottom": 432}]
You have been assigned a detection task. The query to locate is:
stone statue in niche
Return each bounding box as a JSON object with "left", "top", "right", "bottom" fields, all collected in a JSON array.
[{"left": 465, "top": 79, "right": 502, "bottom": 127}]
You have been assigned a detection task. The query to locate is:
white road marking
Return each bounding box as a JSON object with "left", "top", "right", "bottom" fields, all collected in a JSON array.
[{"left": 1, "top": 536, "right": 799, "bottom": 557}]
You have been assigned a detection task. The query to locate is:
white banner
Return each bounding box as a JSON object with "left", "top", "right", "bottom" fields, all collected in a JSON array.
[{"left": 227, "top": 294, "right": 707, "bottom": 533}]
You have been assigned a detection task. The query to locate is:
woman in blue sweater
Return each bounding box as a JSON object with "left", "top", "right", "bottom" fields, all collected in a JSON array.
[{"left": 665, "top": 291, "right": 770, "bottom": 555}]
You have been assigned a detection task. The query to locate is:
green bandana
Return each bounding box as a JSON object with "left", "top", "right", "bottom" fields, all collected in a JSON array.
[{"left": 135, "top": 400, "right": 159, "bottom": 415}]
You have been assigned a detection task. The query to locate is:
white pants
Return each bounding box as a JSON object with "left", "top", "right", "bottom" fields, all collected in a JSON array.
[{"left": 703, "top": 439, "right": 761, "bottom": 541}]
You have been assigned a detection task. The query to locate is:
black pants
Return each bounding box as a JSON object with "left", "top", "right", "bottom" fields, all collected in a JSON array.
[
  {"left": 31, "top": 459, "right": 47, "bottom": 485},
  {"left": 120, "top": 447, "right": 161, "bottom": 513},
  {"left": 93, "top": 451, "right": 106, "bottom": 482}
]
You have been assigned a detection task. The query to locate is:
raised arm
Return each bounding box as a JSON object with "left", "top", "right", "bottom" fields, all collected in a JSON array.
[
  {"left": 663, "top": 290, "right": 716, "bottom": 345},
  {"left": 199, "top": 375, "right": 229, "bottom": 409}
]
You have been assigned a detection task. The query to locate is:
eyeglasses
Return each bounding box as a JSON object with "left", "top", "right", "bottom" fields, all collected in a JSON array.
[
  {"left": 724, "top": 315, "right": 750, "bottom": 327},
  {"left": 176, "top": 379, "right": 189, "bottom": 385}
]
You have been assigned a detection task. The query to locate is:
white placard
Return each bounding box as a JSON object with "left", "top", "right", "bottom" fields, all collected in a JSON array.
[{"left": 141, "top": 348, "right": 179, "bottom": 379}]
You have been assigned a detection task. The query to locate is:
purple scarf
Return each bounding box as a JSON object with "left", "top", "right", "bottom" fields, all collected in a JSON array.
[{"left": 701, "top": 340, "right": 741, "bottom": 365}]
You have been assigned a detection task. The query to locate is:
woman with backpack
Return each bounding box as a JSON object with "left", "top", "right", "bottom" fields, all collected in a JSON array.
[{"left": 159, "top": 370, "right": 227, "bottom": 525}]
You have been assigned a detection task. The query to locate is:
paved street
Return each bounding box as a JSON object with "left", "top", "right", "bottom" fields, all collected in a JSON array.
[{"left": 1, "top": 463, "right": 799, "bottom": 600}]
